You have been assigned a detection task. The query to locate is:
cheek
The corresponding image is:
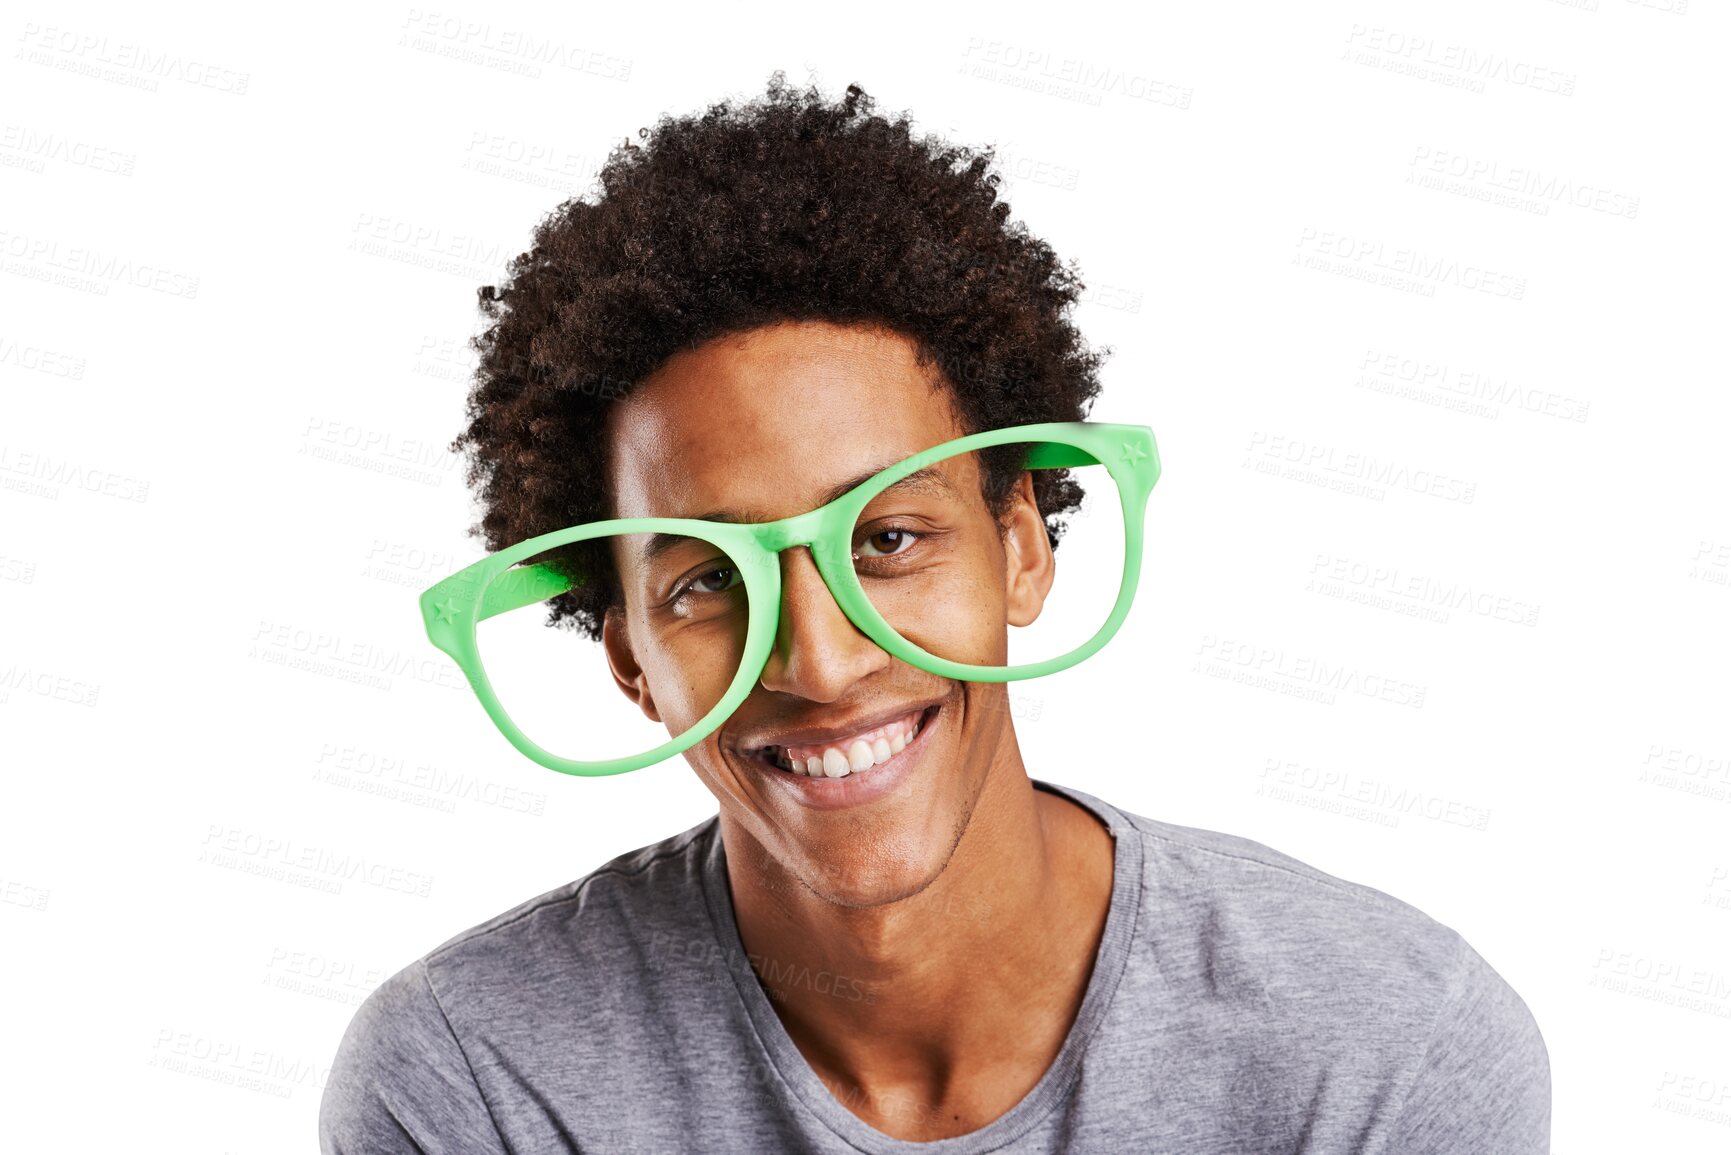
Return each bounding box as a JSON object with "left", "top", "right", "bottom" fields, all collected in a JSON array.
[
  {"left": 636, "top": 619, "right": 749, "bottom": 735},
  {"left": 889, "top": 538, "right": 1010, "bottom": 666}
]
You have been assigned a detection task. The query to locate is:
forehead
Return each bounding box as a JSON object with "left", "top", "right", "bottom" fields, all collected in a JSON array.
[{"left": 604, "top": 321, "right": 968, "bottom": 522}]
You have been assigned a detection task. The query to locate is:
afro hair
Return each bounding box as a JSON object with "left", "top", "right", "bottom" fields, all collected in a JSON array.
[{"left": 452, "top": 71, "right": 1110, "bottom": 640}]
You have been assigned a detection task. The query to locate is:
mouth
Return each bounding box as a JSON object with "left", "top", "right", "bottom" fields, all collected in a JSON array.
[{"left": 746, "top": 702, "right": 941, "bottom": 790}]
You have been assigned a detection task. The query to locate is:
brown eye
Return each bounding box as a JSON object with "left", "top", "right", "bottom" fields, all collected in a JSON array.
[
  {"left": 684, "top": 567, "right": 740, "bottom": 596},
  {"left": 857, "top": 529, "right": 919, "bottom": 559}
]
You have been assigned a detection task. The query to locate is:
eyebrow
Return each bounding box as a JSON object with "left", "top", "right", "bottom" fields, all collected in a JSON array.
[{"left": 635, "top": 463, "right": 959, "bottom": 566}]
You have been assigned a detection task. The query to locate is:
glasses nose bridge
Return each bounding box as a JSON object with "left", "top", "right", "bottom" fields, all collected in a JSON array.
[{"left": 756, "top": 505, "right": 832, "bottom": 559}]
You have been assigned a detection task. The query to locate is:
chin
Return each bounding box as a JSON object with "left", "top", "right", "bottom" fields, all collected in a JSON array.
[{"left": 788, "top": 818, "right": 961, "bottom": 909}]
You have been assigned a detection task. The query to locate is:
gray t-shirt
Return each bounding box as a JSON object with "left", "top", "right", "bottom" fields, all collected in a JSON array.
[{"left": 319, "top": 779, "right": 1550, "bottom": 1153}]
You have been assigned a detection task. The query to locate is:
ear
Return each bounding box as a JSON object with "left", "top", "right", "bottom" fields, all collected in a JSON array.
[
  {"left": 1001, "top": 472, "right": 1055, "bottom": 628},
  {"left": 601, "top": 604, "right": 661, "bottom": 723}
]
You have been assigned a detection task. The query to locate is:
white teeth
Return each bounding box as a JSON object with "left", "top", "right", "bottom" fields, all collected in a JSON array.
[
  {"left": 823, "top": 748, "right": 851, "bottom": 778},
  {"left": 768, "top": 710, "right": 927, "bottom": 779}
]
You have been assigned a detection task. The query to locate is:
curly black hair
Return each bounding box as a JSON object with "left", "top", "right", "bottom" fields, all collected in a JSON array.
[{"left": 452, "top": 71, "right": 1109, "bottom": 641}]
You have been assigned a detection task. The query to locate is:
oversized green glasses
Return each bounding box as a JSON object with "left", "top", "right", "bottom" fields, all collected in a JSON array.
[{"left": 418, "top": 421, "right": 1160, "bottom": 776}]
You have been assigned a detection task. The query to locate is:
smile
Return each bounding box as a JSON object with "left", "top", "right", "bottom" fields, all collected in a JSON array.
[{"left": 753, "top": 704, "right": 939, "bottom": 779}]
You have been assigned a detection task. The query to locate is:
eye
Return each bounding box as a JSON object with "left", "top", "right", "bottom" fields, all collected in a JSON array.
[
  {"left": 678, "top": 565, "right": 741, "bottom": 598},
  {"left": 855, "top": 528, "right": 920, "bottom": 560}
]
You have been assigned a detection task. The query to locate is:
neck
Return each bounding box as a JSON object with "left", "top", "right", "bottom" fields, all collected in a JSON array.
[{"left": 717, "top": 731, "right": 1115, "bottom": 1120}]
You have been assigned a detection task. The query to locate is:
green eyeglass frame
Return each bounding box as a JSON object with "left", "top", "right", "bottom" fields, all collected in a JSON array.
[{"left": 418, "top": 420, "right": 1160, "bottom": 776}]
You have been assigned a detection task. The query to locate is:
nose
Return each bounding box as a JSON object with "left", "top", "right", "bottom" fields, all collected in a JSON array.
[{"left": 756, "top": 546, "right": 889, "bottom": 700}]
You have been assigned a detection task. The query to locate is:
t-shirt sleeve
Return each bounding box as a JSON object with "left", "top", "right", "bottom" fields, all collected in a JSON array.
[
  {"left": 1381, "top": 935, "right": 1552, "bottom": 1154},
  {"left": 318, "top": 960, "right": 509, "bottom": 1155}
]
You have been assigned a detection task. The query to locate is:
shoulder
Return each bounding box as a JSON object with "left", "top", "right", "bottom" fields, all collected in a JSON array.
[
  {"left": 421, "top": 813, "right": 717, "bottom": 974},
  {"left": 1102, "top": 797, "right": 1549, "bottom": 1148},
  {"left": 319, "top": 959, "right": 506, "bottom": 1154},
  {"left": 1382, "top": 935, "right": 1551, "bottom": 1151},
  {"left": 1115, "top": 802, "right": 1475, "bottom": 988},
  {"left": 319, "top": 816, "right": 719, "bottom": 1152}
]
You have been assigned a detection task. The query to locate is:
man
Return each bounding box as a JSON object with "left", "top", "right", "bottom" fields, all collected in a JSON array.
[{"left": 320, "top": 74, "right": 1549, "bottom": 1153}]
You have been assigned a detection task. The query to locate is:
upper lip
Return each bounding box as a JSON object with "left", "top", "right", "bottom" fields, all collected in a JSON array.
[{"left": 734, "top": 699, "right": 942, "bottom": 755}]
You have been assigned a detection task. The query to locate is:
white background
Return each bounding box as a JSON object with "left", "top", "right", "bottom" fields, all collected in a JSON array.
[{"left": 2, "top": 1, "right": 1727, "bottom": 1150}]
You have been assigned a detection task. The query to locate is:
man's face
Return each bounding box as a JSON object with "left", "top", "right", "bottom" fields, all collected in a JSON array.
[{"left": 600, "top": 319, "right": 1053, "bottom": 908}]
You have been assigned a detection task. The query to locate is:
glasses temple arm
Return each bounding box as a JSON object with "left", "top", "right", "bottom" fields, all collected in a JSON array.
[
  {"left": 1021, "top": 444, "right": 1101, "bottom": 469},
  {"left": 477, "top": 563, "right": 581, "bottom": 622}
]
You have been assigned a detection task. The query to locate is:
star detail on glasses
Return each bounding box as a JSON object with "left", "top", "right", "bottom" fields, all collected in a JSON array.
[
  {"left": 1118, "top": 441, "right": 1149, "bottom": 465},
  {"left": 431, "top": 597, "right": 460, "bottom": 624}
]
